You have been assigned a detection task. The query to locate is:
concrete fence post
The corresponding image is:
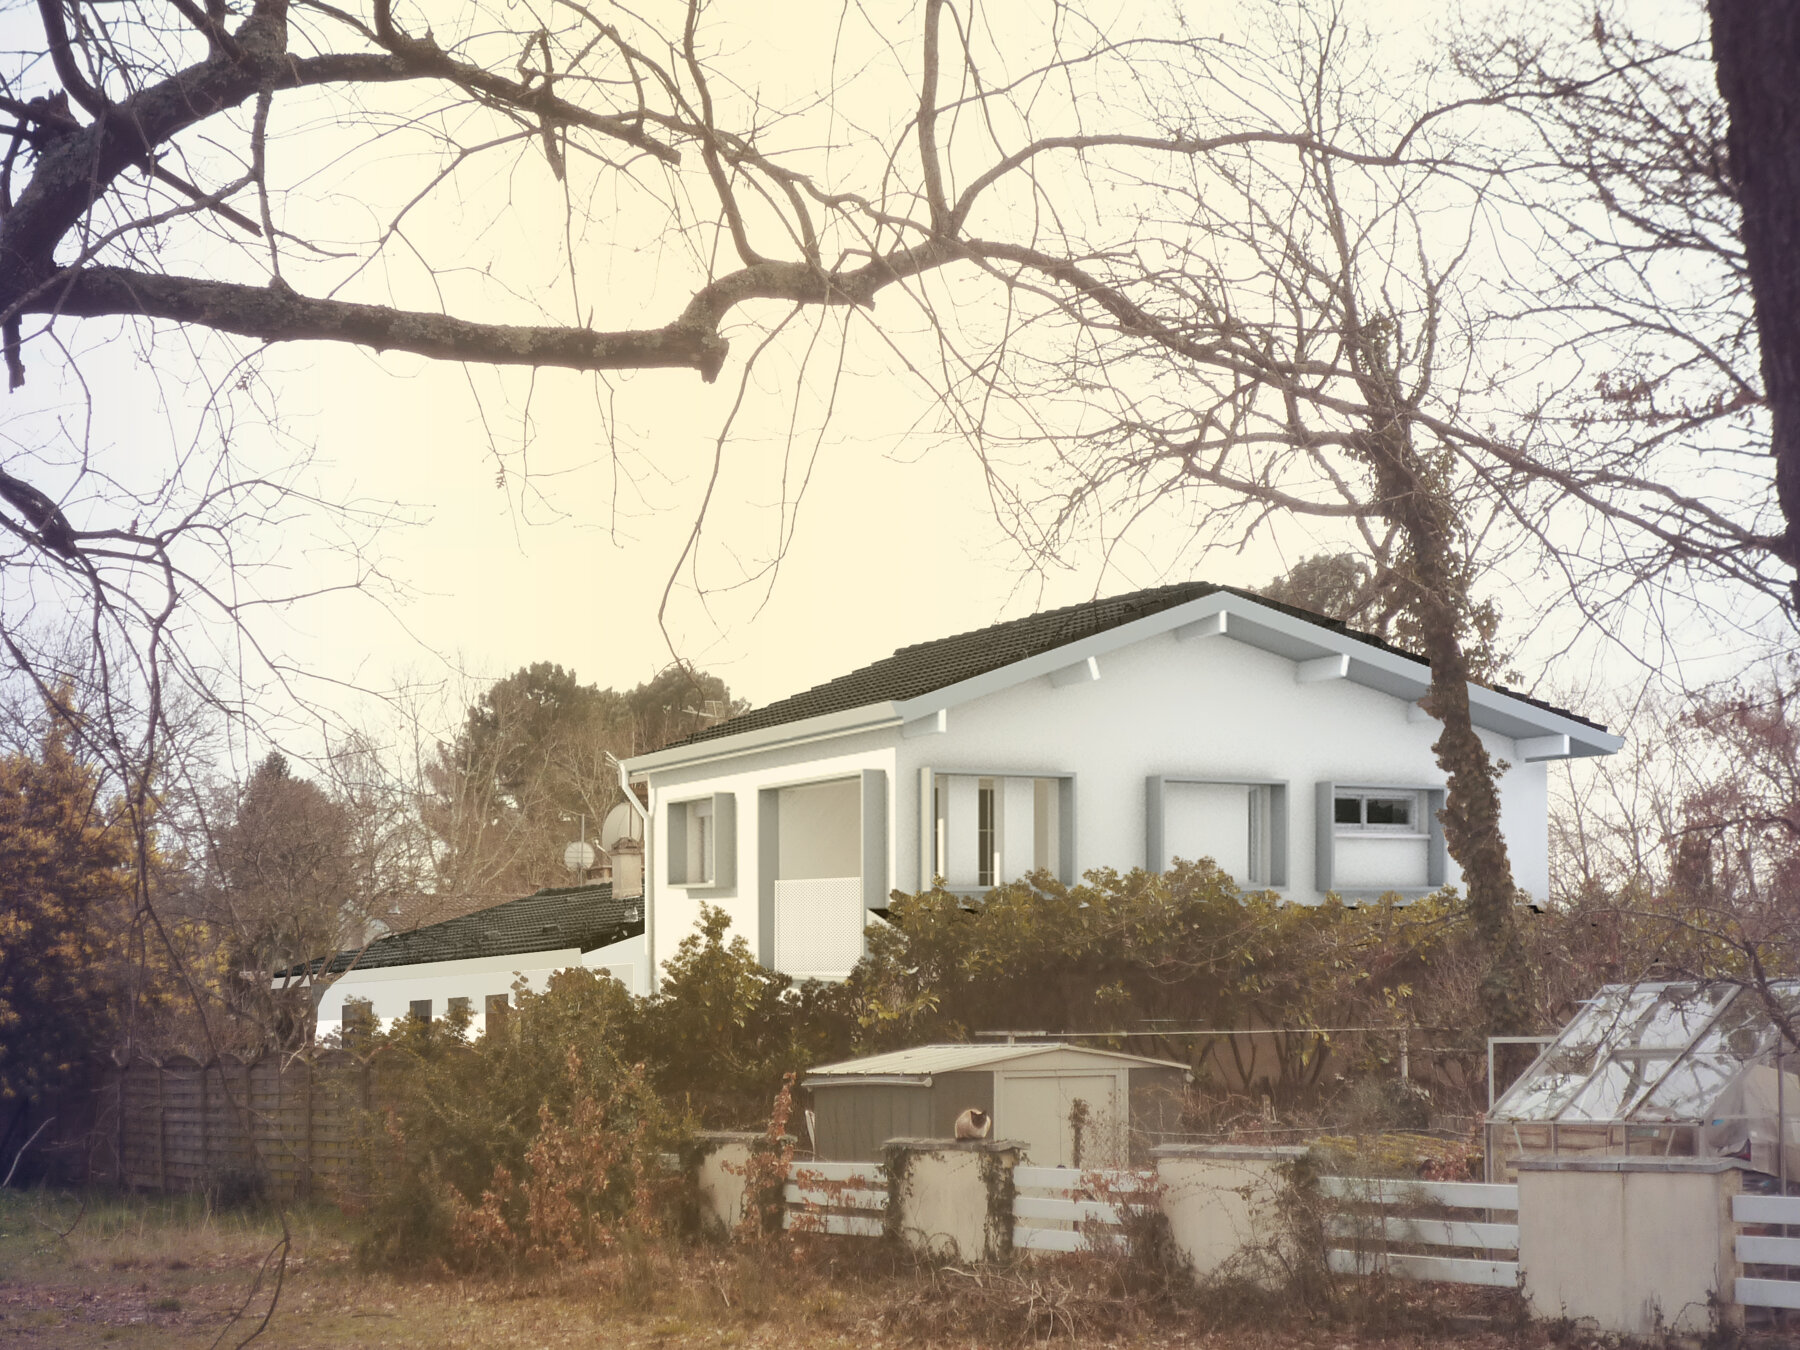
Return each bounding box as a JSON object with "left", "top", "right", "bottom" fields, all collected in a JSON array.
[
  {"left": 882, "top": 1137, "right": 1022, "bottom": 1261},
  {"left": 1516, "top": 1156, "right": 1745, "bottom": 1338},
  {"left": 684, "top": 1130, "right": 790, "bottom": 1237},
  {"left": 1152, "top": 1143, "right": 1313, "bottom": 1285}
]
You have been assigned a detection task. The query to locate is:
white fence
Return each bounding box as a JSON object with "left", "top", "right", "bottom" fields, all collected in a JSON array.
[
  {"left": 784, "top": 1160, "right": 887, "bottom": 1237},
  {"left": 1319, "top": 1176, "right": 1520, "bottom": 1288},
  {"left": 1012, "top": 1166, "right": 1157, "bottom": 1254},
  {"left": 1734, "top": 1191, "right": 1800, "bottom": 1311}
]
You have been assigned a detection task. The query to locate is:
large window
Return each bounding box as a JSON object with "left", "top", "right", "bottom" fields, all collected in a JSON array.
[
  {"left": 1146, "top": 778, "right": 1287, "bottom": 888},
  {"left": 977, "top": 780, "right": 997, "bottom": 886},
  {"left": 928, "top": 772, "right": 1070, "bottom": 889},
  {"left": 760, "top": 773, "right": 885, "bottom": 980}
]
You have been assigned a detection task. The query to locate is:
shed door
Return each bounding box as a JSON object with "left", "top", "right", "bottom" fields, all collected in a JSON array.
[{"left": 997, "top": 1072, "right": 1125, "bottom": 1168}]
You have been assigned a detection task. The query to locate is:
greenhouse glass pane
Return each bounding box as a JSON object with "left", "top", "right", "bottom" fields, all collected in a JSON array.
[
  {"left": 1633, "top": 1052, "right": 1744, "bottom": 1122},
  {"left": 1561, "top": 1052, "right": 1680, "bottom": 1121},
  {"left": 1491, "top": 985, "right": 1649, "bottom": 1120},
  {"left": 1628, "top": 984, "right": 1738, "bottom": 1049}
]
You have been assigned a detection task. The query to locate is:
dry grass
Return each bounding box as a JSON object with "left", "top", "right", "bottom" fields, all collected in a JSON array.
[{"left": 0, "top": 1188, "right": 1786, "bottom": 1349}]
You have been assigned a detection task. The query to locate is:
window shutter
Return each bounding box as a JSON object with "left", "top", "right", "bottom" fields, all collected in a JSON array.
[
  {"left": 666, "top": 799, "right": 690, "bottom": 884},
  {"left": 711, "top": 791, "right": 736, "bottom": 888}
]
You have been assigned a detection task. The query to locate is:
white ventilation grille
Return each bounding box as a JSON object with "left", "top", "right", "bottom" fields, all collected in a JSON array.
[{"left": 774, "top": 876, "right": 864, "bottom": 978}]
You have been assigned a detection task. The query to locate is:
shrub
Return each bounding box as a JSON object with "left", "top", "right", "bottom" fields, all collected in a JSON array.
[{"left": 357, "top": 966, "right": 687, "bottom": 1271}]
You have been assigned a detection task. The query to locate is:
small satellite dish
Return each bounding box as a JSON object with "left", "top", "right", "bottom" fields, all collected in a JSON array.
[
  {"left": 598, "top": 802, "right": 640, "bottom": 850},
  {"left": 563, "top": 840, "right": 597, "bottom": 872}
]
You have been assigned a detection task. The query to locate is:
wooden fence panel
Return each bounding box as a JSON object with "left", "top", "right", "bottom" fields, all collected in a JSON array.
[{"left": 103, "top": 1054, "right": 378, "bottom": 1203}]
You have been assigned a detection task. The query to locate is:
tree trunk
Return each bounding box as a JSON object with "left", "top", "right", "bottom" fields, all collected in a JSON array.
[
  {"left": 1708, "top": 2, "right": 1800, "bottom": 605},
  {"left": 1351, "top": 349, "right": 1533, "bottom": 1038}
]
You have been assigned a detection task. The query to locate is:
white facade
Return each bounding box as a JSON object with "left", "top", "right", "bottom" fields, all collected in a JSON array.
[
  {"left": 624, "top": 591, "right": 1620, "bottom": 988},
  {"left": 312, "top": 931, "right": 648, "bottom": 1040}
]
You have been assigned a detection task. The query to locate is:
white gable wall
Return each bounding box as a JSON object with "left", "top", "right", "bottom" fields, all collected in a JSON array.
[
  {"left": 637, "top": 624, "right": 1560, "bottom": 987},
  {"left": 893, "top": 631, "right": 1550, "bottom": 902}
]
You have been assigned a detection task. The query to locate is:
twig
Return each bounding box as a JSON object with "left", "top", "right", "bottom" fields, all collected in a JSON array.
[
  {"left": 2, "top": 1115, "right": 54, "bottom": 1187},
  {"left": 207, "top": 1210, "right": 291, "bottom": 1350}
]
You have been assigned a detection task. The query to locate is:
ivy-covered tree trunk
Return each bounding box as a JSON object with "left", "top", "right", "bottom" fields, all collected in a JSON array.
[{"left": 1349, "top": 339, "right": 1533, "bottom": 1038}]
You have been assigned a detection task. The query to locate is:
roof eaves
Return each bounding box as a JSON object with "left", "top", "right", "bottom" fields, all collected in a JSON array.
[{"left": 622, "top": 700, "right": 903, "bottom": 774}]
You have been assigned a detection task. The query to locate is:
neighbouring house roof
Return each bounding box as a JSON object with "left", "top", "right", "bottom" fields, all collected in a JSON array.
[
  {"left": 632, "top": 581, "right": 1616, "bottom": 766},
  {"left": 278, "top": 882, "right": 641, "bottom": 981},
  {"left": 806, "top": 1041, "right": 1190, "bottom": 1082}
]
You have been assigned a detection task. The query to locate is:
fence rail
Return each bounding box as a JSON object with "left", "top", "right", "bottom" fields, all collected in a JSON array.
[
  {"left": 1322, "top": 1175, "right": 1519, "bottom": 1289},
  {"left": 784, "top": 1161, "right": 886, "bottom": 1237},
  {"left": 1733, "top": 1191, "right": 1800, "bottom": 1311},
  {"left": 1012, "top": 1168, "right": 1155, "bottom": 1255}
]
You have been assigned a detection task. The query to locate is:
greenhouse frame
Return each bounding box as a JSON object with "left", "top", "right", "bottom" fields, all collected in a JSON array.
[{"left": 1487, "top": 980, "right": 1800, "bottom": 1184}]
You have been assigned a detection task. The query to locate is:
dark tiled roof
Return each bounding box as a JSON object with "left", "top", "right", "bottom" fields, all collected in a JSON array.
[
  {"left": 668, "top": 581, "right": 1604, "bottom": 750},
  {"left": 286, "top": 883, "right": 641, "bottom": 979}
]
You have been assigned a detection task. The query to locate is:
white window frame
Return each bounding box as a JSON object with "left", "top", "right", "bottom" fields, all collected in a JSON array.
[
  {"left": 919, "top": 769, "right": 1076, "bottom": 893},
  {"left": 1333, "top": 789, "right": 1428, "bottom": 838},
  {"left": 666, "top": 791, "right": 736, "bottom": 888},
  {"left": 1144, "top": 776, "right": 1289, "bottom": 888},
  {"left": 1314, "top": 781, "right": 1447, "bottom": 897}
]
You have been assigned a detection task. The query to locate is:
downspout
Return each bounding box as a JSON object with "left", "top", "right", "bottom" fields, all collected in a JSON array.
[{"left": 610, "top": 754, "right": 654, "bottom": 994}]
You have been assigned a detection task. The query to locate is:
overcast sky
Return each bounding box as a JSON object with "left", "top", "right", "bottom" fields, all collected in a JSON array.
[{"left": 3, "top": 0, "right": 1775, "bottom": 774}]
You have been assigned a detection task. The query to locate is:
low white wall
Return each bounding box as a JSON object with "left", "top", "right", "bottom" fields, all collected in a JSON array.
[
  {"left": 1517, "top": 1157, "right": 1743, "bottom": 1338},
  {"left": 1153, "top": 1144, "right": 1310, "bottom": 1286},
  {"left": 886, "top": 1139, "right": 1019, "bottom": 1262},
  {"left": 693, "top": 1133, "right": 760, "bottom": 1236},
  {"left": 312, "top": 933, "right": 650, "bottom": 1040}
]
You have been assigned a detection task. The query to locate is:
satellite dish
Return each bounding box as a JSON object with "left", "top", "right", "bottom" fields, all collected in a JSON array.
[
  {"left": 563, "top": 840, "right": 597, "bottom": 872},
  {"left": 598, "top": 802, "right": 640, "bottom": 850}
]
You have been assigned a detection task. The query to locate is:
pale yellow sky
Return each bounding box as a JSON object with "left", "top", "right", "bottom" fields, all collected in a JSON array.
[{"left": 0, "top": 0, "right": 1774, "bottom": 767}]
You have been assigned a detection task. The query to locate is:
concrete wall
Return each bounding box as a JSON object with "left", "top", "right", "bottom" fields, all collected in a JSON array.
[
  {"left": 1517, "top": 1157, "right": 1743, "bottom": 1338},
  {"left": 1153, "top": 1144, "right": 1310, "bottom": 1286},
  {"left": 885, "top": 1139, "right": 1019, "bottom": 1261},
  {"left": 692, "top": 1133, "right": 760, "bottom": 1236}
]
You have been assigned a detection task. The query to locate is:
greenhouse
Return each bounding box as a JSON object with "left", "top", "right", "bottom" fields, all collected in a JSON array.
[{"left": 1487, "top": 980, "right": 1800, "bottom": 1184}]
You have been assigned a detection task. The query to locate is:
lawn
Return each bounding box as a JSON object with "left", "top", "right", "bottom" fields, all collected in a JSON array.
[{"left": 0, "top": 1186, "right": 1747, "bottom": 1349}]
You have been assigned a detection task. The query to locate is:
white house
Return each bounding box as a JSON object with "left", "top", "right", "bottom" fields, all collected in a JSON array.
[{"left": 621, "top": 582, "right": 1622, "bottom": 988}]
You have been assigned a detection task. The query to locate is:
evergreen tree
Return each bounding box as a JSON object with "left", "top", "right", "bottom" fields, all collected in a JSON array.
[{"left": 0, "top": 717, "right": 132, "bottom": 1116}]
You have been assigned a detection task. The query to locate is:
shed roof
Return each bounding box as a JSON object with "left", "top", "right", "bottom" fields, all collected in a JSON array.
[
  {"left": 279, "top": 882, "right": 641, "bottom": 980},
  {"left": 807, "top": 1041, "right": 1190, "bottom": 1080}
]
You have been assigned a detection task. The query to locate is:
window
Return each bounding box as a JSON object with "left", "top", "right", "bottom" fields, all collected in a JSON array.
[
  {"left": 977, "top": 780, "right": 997, "bottom": 886},
  {"left": 340, "top": 998, "right": 373, "bottom": 1046},
  {"left": 1334, "top": 791, "right": 1422, "bottom": 834},
  {"left": 927, "top": 772, "right": 1070, "bottom": 888},
  {"left": 408, "top": 998, "right": 432, "bottom": 1023},
  {"left": 667, "top": 793, "right": 735, "bottom": 886},
  {"left": 485, "top": 993, "right": 509, "bottom": 1035},
  {"left": 1148, "top": 778, "right": 1286, "bottom": 887},
  {"left": 447, "top": 996, "right": 472, "bottom": 1027}
]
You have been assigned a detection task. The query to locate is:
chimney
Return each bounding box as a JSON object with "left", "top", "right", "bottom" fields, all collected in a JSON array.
[{"left": 611, "top": 836, "right": 644, "bottom": 904}]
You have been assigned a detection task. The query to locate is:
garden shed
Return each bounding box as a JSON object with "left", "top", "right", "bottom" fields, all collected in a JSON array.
[
  {"left": 1488, "top": 980, "right": 1800, "bottom": 1183},
  {"left": 801, "top": 1041, "right": 1191, "bottom": 1167}
]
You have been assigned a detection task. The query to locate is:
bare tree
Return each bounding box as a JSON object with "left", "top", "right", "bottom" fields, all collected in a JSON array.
[{"left": 1705, "top": 0, "right": 1800, "bottom": 605}]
